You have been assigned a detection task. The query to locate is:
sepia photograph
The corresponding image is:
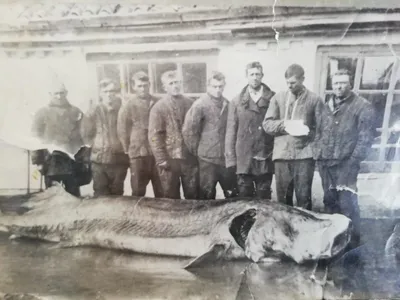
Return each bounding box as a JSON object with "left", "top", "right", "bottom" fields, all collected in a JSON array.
[{"left": 0, "top": 0, "right": 399, "bottom": 299}]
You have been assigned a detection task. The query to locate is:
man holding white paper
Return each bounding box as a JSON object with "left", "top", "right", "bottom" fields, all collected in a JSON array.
[{"left": 263, "top": 64, "right": 323, "bottom": 210}]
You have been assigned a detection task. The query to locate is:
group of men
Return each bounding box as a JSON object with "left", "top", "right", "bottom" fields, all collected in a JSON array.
[{"left": 31, "top": 61, "right": 376, "bottom": 248}]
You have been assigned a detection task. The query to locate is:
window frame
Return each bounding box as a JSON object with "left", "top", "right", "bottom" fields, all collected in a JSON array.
[
  {"left": 316, "top": 45, "right": 400, "bottom": 171},
  {"left": 88, "top": 51, "right": 218, "bottom": 102}
]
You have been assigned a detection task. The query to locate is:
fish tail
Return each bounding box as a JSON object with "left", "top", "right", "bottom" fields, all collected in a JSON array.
[{"left": 0, "top": 210, "right": 9, "bottom": 233}]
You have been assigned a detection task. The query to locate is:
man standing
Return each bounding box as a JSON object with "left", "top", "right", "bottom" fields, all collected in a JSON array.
[
  {"left": 117, "top": 72, "right": 163, "bottom": 197},
  {"left": 263, "top": 64, "right": 323, "bottom": 210},
  {"left": 225, "top": 62, "right": 275, "bottom": 199},
  {"left": 81, "top": 78, "right": 129, "bottom": 197},
  {"left": 182, "top": 71, "right": 238, "bottom": 199},
  {"left": 313, "top": 69, "right": 376, "bottom": 248},
  {"left": 148, "top": 70, "right": 198, "bottom": 199},
  {"left": 31, "top": 81, "right": 84, "bottom": 197}
]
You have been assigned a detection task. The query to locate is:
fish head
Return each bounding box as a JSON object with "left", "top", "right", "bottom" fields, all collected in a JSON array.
[{"left": 244, "top": 205, "right": 352, "bottom": 264}]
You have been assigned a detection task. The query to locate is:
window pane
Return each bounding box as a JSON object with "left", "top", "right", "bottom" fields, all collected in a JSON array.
[
  {"left": 153, "top": 63, "right": 177, "bottom": 93},
  {"left": 385, "top": 146, "right": 400, "bottom": 161},
  {"left": 101, "top": 64, "right": 121, "bottom": 88},
  {"left": 359, "top": 93, "right": 387, "bottom": 129},
  {"left": 365, "top": 147, "right": 380, "bottom": 161},
  {"left": 389, "top": 94, "right": 400, "bottom": 128},
  {"left": 360, "top": 57, "right": 394, "bottom": 90},
  {"left": 395, "top": 64, "right": 400, "bottom": 90},
  {"left": 125, "top": 64, "right": 149, "bottom": 94},
  {"left": 326, "top": 57, "right": 357, "bottom": 90},
  {"left": 182, "top": 63, "right": 207, "bottom": 93}
]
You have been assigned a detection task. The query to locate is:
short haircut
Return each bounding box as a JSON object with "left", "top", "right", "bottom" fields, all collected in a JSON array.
[
  {"left": 245, "top": 61, "right": 263, "bottom": 75},
  {"left": 332, "top": 69, "right": 352, "bottom": 78},
  {"left": 131, "top": 71, "right": 149, "bottom": 86},
  {"left": 161, "top": 70, "right": 179, "bottom": 85},
  {"left": 208, "top": 71, "right": 226, "bottom": 84},
  {"left": 285, "top": 64, "right": 305, "bottom": 79},
  {"left": 99, "top": 78, "right": 120, "bottom": 91}
]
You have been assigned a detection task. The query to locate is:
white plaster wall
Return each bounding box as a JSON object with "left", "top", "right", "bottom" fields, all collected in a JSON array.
[
  {"left": 0, "top": 49, "right": 90, "bottom": 140},
  {"left": 0, "top": 49, "right": 90, "bottom": 191}
]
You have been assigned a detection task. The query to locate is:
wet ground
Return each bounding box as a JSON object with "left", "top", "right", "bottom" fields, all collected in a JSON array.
[{"left": 0, "top": 218, "right": 399, "bottom": 300}]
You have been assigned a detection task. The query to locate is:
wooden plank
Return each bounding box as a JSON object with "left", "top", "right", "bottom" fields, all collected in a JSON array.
[
  {"left": 0, "top": 33, "right": 233, "bottom": 48},
  {"left": 0, "top": 6, "right": 362, "bottom": 32}
]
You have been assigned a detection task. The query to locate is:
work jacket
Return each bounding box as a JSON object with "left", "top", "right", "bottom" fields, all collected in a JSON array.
[
  {"left": 263, "top": 88, "right": 323, "bottom": 161},
  {"left": 225, "top": 83, "right": 275, "bottom": 175},
  {"left": 117, "top": 94, "right": 159, "bottom": 160},
  {"left": 148, "top": 94, "right": 195, "bottom": 165},
  {"left": 31, "top": 101, "right": 84, "bottom": 176},
  {"left": 313, "top": 91, "right": 376, "bottom": 164},
  {"left": 182, "top": 93, "right": 229, "bottom": 166},
  {"left": 81, "top": 100, "right": 128, "bottom": 165}
]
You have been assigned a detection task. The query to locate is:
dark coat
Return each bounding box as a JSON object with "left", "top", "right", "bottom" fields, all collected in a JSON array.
[
  {"left": 117, "top": 94, "right": 159, "bottom": 160},
  {"left": 225, "top": 83, "right": 275, "bottom": 175},
  {"left": 148, "top": 94, "right": 195, "bottom": 165},
  {"left": 313, "top": 91, "right": 376, "bottom": 163},
  {"left": 80, "top": 100, "right": 128, "bottom": 165},
  {"left": 31, "top": 101, "right": 84, "bottom": 176},
  {"left": 263, "top": 88, "right": 323, "bottom": 161},
  {"left": 182, "top": 93, "right": 229, "bottom": 166}
]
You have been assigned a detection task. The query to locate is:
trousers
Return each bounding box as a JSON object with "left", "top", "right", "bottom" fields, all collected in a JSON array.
[
  {"left": 198, "top": 159, "right": 238, "bottom": 199},
  {"left": 91, "top": 163, "right": 128, "bottom": 197},
  {"left": 157, "top": 158, "right": 199, "bottom": 199},
  {"left": 130, "top": 156, "right": 163, "bottom": 197},
  {"left": 317, "top": 159, "right": 361, "bottom": 248},
  {"left": 237, "top": 173, "right": 273, "bottom": 199},
  {"left": 274, "top": 159, "right": 315, "bottom": 210}
]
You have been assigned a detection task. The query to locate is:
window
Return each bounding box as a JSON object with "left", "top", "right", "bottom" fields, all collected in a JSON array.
[
  {"left": 317, "top": 46, "right": 400, "bottom": 171},
  {"left": 90, "top": 50, "right": 217, "bottom": 101}
]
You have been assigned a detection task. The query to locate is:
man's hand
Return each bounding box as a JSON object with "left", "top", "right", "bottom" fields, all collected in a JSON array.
[
  {"left": 227, "top": 165, "right": 236, "bottom": 173},
  {"left": 158, "top": 161, "right": 170, "bottom": 170}
]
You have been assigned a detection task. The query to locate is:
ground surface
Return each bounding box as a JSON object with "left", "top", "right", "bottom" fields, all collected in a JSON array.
[
  {"left": 1, "top": 143, "right": 400, "bottom": 299},
  {"left": 0, "top": 214, "right": 398, "bottom": 299}
]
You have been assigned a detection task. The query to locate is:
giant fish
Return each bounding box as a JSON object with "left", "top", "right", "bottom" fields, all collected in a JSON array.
[{"left": 0, "top": 184, "right": 352, "bottom": 268}]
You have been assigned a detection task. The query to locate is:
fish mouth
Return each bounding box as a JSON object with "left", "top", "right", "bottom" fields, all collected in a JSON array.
[
  {"left": 229, "top": 209, "right": 257, "bottom": 250},
  {"left": 330, "top": 224, "right": 352, "bottom": 257}
]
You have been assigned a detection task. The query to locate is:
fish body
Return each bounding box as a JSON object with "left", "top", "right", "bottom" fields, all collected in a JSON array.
[{"left": 0, "top": 184, "right": 351, "bottom": 268}]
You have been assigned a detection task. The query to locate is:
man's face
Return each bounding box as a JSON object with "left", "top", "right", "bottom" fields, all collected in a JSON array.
[
  {"left": 132, "top": 79, "right": 150, "bottom": 98},
  {"left": 286, "top": 75, "right": 304, "bottom": 95},
  {"left": 50, "top": 89, "right": 67, "bottom": 105},
  {"left": 163, "top": 76, "right": 182, "bottom": 96},
  {"left": 246, "top": 67, "right": 263, "bottom": 89},
  {"left": 332, "top": 74, "right": 352, "bottom": 98},
  {"left": 100, "top": 83, "right": 119, "bottom": 110},
  {"left": 207, "top": 78, "right": 225, "bottom": 98}
]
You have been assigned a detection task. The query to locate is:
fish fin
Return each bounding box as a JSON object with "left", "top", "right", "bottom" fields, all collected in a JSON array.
[
  {"left": 183, "top": 244, "right": 225, "bottom": 269},
  {"left": 9, "top": 234, "right": 21, "bottom": 240},
  {"left": 48, "top": 241, "right": 77, "bottom": 250},
  {"left": 258, "top": 257, "right": 281, "bottom": 264}
]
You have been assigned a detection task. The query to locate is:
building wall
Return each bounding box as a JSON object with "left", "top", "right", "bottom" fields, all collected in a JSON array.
[
  {"left": 0, "top": 49, "right": 91, "bottom": 139},
  {"left": 1, "top": 25, "right": 400, "bottom": 192},
  {"left": 1, "top": 28, "right": 399, "bottom": 136}
]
